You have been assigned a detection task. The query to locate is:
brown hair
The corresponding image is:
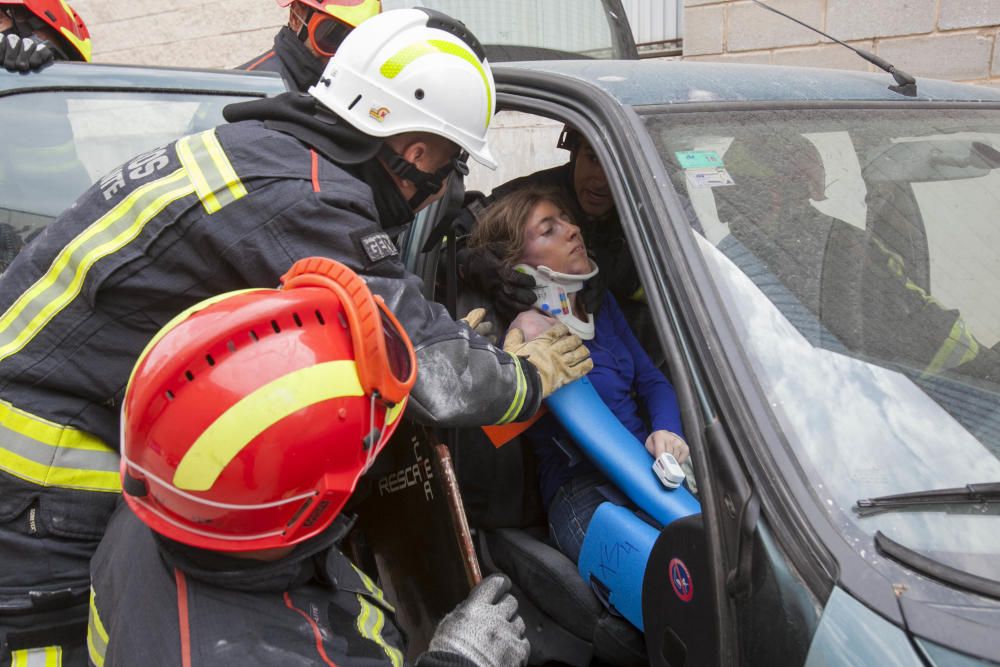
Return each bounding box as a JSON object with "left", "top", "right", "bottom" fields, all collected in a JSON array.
[{"left": 468, "top": 186, "right": 575, "bottom": 269}]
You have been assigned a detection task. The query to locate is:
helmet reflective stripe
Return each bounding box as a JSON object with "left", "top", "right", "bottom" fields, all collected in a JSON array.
[
  {"left": 321, "top": 0, "right": 379, "bottom": 26},
  {"left": 379, "top": 39, "right": 491, "bottom": 129},
  {"left": 173, "top": 360, "right": 364, "bottom": 491}
]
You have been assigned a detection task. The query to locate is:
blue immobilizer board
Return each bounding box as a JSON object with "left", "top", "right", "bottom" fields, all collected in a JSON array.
[{"left": 546, "top": 378, "right": 701, "bottom": 630}]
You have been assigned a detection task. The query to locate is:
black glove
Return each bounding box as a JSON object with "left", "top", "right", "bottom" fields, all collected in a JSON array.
[
  {"left": 457, "top": 245, "right": 537, "bottom": 322},
  {"left": 0, "top": 34, "right": 55, "bottom": 72},
  {"left": 427, "top": 574, "right": 530, "bottom": 667}
]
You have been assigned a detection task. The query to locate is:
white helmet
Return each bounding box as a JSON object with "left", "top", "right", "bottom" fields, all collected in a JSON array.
[{"left": 309, "top": 8, "right": 497, "bottom": 169}]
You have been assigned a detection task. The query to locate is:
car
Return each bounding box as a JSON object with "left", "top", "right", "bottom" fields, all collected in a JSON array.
[
  {"left": 402, "top": 59, "right": 1000, "bottom": 667},
  {"left": 3, "top": 51, "right": 1000, "bottom": 667},
  {"left": 0, "top": 62, "right": 287, "bottom": 272}
]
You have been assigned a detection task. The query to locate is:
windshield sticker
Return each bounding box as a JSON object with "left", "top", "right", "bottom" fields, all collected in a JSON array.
[
  {"left": 669, "top": 558, "right": 694, "bottom": 602},
  {"left": 675, "top": 150, "right": 724, "bottom": 169},
  {"left": 686, "top": 167, "right": 735, "bottom": 189}
]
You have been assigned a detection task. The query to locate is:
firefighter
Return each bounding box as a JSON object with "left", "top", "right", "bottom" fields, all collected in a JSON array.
[
  {"left": 0, "top": 0, "right": 90, "bottom": 72},
  {"left": 0, "top": 1, "right": 92, "bottom": 270},
  {"left": 0, "top": 9, "right": 589, "bottom": 665},
  {"left": 238, "top": 0, "right": 380, "bottom": 93},
  {"left": 87, "top": 257, "right": 530, "bottom": 667}
]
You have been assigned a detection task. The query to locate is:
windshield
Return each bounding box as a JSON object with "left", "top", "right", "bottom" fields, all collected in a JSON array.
[
  {"left": 644, "top": 107, "right": 1000, "bottom": 583},
  {"left": 0, "top": 90, "right": 254, "bottom": 272},
  {"left": 381, "top": 0, "right": 632, "bottom": 60}
]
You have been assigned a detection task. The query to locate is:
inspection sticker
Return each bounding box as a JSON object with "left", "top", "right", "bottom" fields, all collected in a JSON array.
[
  {"left": 685, "top": 167, "right": 735, "bottom": 189},
  {"left": 675, "top": 150, "right": 723, "bottom": 169}
]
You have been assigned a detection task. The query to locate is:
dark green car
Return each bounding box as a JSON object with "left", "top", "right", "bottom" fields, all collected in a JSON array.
[{"left": 2, "top": 51, "right": 999, "bottom": 667}]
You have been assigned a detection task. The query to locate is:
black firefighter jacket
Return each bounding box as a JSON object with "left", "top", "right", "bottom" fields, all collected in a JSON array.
[
  {"left": 88, "top": 505, "right": 475, "bottom": 667},
  {"left": 0, "top": 117, "right": 539, "bottom": 595}
]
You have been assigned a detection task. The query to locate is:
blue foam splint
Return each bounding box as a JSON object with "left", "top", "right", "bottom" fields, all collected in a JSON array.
[
  {"left": 545, "top": 378, "right": 701, "bottom": 527},
  {"left": 577, "top": 502, "right": 658, "bottom": 630}
]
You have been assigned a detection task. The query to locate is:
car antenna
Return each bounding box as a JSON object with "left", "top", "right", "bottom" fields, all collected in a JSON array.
[{"left": 750, "top": 0, "right": 917, "bottom": 97}]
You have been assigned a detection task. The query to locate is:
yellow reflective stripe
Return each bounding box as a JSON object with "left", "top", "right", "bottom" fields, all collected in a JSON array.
[
  {"left": 351, "top": 568, "right": 402, "bottom": 667},
  {"left": 496, "top": 353, "right": 527, "bottom": 425},
  {"left": 176, "top": 131, "right": 247, "bottom": 214},
  {"left": 384, "top": 398, "right": 406, "bottom": 427},
  {"left": 203, "top": 131, "right": 249, "bottom": 203},
  {"left": 379, "top": 39, "right": 491, "bottom": 128},
  {"left": 11, "top": 645, "right": 62, "bottom": 667},
  {"left": 9, "top": 141, "right": 81, "bottom": 176},
  {"left": 0, "top": 400, "right": 120, "bottom": 493},
  {"left": 926, "top": 317, "right": 980, "bottom": 376},
  {"left": 321, "top": 0, "right": 379, "bottom": 25},
  {"left": 0, "top": 169, "right": 195, "bottom": 364},
  {"left": 88, "top": 587, "right": 108, "bottom": 667},
  {"left": 57, "top": 0, "right": 91, "bottom": 61},
  {"left": 173, "top": 360, "right": 364, "bottom": 491},
  {"left": 629, "top": 286, "right": 646, "bottom": 302},
  {"left": 351, "top": 563, "right": 394, "bottom": 610}
]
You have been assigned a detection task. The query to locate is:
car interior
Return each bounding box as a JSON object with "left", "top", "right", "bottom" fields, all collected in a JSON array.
[{"left": 402, "top": 109, "right": 702, "bottom": 667}]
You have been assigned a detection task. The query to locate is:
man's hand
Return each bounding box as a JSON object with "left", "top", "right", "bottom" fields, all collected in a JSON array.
[
  {"left": 457, "top": 246, "right": 537, "bottom": 322},
  {"left": 0, "top": 34, "right": 55, "bottom": 72},
  {"left": 427, "top": 574, "right": 530, "bottom": 667},
  {"left": 645, "top": 430, "right": 689, "bottom": 465},
  {"left": 504, "top": 323, "right": 593, "bottom": 398}
]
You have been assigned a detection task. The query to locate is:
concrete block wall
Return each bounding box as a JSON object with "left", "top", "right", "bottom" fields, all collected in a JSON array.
[
  {"left": 683, "top": 0, "right": 1000, "bottom": 86},
  {"left": 69, "top": 0, "right": 287, "bottom": 69}
]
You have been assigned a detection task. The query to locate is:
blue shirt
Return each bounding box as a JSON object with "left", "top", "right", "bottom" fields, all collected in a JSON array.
[{"left": 526, "top": 292, "right": 684, "bottom": 508}]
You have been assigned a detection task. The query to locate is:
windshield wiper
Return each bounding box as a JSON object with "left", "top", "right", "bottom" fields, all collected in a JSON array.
[
  {"left": 855, "top": 482, "right": 1000, "bottom": 517},
  {"left": 875, "top": 531, "right": 1000, "bottom": 601}
]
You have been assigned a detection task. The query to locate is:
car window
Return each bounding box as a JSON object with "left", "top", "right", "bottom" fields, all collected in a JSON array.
[
  {"left": 0, "top": 90, "right": 249, "bottom": 272},
  {"left": 382, "top": 0, "right": 632, "bottom": 60},
  {"left": 644, "top": 107, "right": 1000, "bottom": 581}
]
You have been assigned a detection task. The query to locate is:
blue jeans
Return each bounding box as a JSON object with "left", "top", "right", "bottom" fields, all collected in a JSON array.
[{"left": 547, "top": 471, "right": 625, "bottom": 563}]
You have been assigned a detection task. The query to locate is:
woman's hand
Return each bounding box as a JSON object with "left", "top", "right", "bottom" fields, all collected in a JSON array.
[
  {"left": 509, "top": 310, "right": 558, "bottom": 341},
  {"left": 645, "top": 430, "right": 689, "bottom": 465}
]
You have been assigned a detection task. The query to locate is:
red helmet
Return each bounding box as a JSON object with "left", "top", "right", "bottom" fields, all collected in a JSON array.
[
  {"left": 276, "top": 0, "right": 380, "bottom": 56},
  {"left": 0, "top": 0, "right": 91, "bottom": 61},
  {"left": 121, "top": 257, "right": 416, "bottom": 552}
]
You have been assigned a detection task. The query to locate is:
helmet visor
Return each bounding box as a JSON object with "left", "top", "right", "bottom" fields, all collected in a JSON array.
[
  {"left": 308, "top": 13, "right": 352, "bottom": 57},
  {"left": 379, "top": 305, "right": 412, "bottom": 384}
]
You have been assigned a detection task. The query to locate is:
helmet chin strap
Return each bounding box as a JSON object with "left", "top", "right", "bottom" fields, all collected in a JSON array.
[
  {"left": 378, "top": 144, "right": 469, "bottom": 210},
  {"left": 514, "top": 261, "right": 599, "bottom": 340}
]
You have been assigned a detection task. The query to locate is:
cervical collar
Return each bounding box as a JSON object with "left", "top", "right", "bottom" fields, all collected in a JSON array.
[{"left": 515, "top": 261, "right": 599, "bottom": 340}]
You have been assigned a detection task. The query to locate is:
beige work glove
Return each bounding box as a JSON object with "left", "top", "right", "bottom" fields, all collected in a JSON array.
[
  {"left": 460, "top": 307, "right": 496, "bottom": 344},
  {"left": 504, "top": 323, "right": 593, "bottom": 398}
]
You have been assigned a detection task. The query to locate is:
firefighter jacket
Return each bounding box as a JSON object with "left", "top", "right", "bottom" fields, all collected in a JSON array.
[
  {"left": 237, "top": 26, "right": 327, "bottom": 94},
  {"left": 0, "top": 108, "right": 541, "bottom": 595},
  {"left": 88, "top": 505, "right": 476, "bottom": 667}
]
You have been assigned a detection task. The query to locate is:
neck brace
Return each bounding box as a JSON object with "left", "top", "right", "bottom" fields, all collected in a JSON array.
[{"left": 515, "top": 261, "right": 599, "bottom": 340}]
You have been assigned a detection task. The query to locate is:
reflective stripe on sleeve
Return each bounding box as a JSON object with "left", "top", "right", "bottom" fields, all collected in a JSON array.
[
  {"left": 352, "top": 565, "right": 403, "bottom": 667},
  {"left": 176, "top": 130, "right": 248, "bottom": 214},
  {"left": 87, "top": 587, "right": 109, "bottom": 667},
  {"left": 495, "top": 353, "right": 527, "bottom": 425},
  {"left": 0, "top": 400, "right": 119, "bottom": 492},
  {"left": 925, "top": 316, "right": 980, "bottom": 376},
  {"left": 0, "top": 169, "right": 194, "bottom": 364}
]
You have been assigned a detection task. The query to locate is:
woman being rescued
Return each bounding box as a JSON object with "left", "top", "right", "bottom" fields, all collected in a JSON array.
[{"left": 468, "top": 184, "right": 691, "bottom": 564}]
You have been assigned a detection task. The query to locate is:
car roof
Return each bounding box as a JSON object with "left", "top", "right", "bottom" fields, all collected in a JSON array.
[
  {"left": 0, "top": 62, "right": 288, "bottom": 97},
  {"left": 495, "top": 59, "right": 1000, "bottom": 107}
]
